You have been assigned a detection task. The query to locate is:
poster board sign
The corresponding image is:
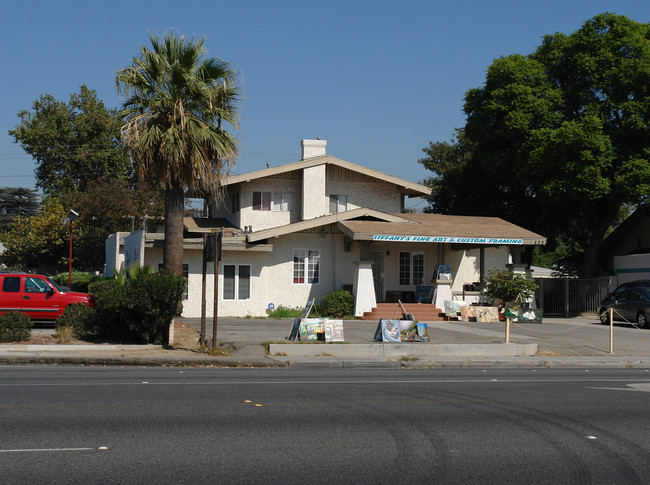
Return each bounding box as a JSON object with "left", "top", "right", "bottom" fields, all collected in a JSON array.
[
  {"left": 399, "top": 320, "right": 418, "bottom": 342},
  {"left": 376, "top": 319, "right": 428, "bottom": 343},
  {"left": 298, "top": 318, "right": 345, "bottom": 341},
  {"left": 377, "top": 319, "right": 402, "bottom": 343},
  {"left": 417, "top": 323, "right": 430, "bottom": 342},
  {"left": 322, "top": 320, "right": 345, "bottom": 342},
  {"left": 476, "top": 306, "right": 500, "bottom": 322},
  {"left": 460, "top": 305, "right": 477, "bottom": 321},
  {"left": 444, "top": 300, "right": 461, "bottom": 316},
  {"left": 299, "top": 318, "right": 324, "bottom": 341},
  {"left": 434, "top": 264, "right": 452, "bottom": 281},
  {"left": 416, "top": 286, "right": 434, "bottom": 304}
]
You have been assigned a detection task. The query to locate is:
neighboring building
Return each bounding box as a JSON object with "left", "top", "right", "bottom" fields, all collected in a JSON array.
[
  {"left": 600, "top": 204, "right": 650, "bottom": 284},
  {"left": 105, "top": 139, "right": 546, "bottom": 317}
]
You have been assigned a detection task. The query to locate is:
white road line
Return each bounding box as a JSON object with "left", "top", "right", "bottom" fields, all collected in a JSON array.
[
  {"left": 592, "top": 382, "right": 650, "bottom": 393},
  {"left": 0, "top": 447, "right": 95, "bottom": 454},
  {"left": 1, "top": 378, "right": 650, "bottom": 387}
]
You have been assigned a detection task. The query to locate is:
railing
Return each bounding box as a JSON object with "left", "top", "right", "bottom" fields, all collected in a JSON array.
[{"left": 534, "top": 277, "right": 614, "bottom": 316}]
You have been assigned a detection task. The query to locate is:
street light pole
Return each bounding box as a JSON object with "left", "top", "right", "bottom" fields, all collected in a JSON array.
[
  {"left": 63, "top": 209, "right": 79, "bottom": 288},
  {"left": 68, "top": 219, "right": 74, "bottom": 287}
]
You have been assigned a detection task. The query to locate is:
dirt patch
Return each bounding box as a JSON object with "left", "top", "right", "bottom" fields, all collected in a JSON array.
[
  {"left": 535, "top": 349, "right": 564, "bottom": 357},
  {"left": 170, "top": 321, "right": 201, "bottom": 350}
]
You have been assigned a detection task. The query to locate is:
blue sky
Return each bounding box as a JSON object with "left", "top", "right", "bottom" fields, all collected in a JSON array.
[{"left": 1, "top": 0, "right": 648, "bottom": 210}]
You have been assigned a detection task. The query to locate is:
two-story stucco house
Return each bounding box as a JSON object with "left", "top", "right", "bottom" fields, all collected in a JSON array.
[{"left": 105, "top": 139, "right": 546, "bottom": 318}]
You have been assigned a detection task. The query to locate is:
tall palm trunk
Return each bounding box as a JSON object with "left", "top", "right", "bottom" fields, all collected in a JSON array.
[{"left": 164, "top": 180, "right": 185, "bottom": 275}]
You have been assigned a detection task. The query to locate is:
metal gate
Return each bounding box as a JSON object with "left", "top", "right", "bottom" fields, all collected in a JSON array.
[{"left": 534, "top": 277, "right": 613, "bottom": 316}]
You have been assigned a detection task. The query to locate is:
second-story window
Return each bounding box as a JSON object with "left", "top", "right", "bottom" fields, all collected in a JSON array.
[
  {"left": 329, "top": 194, "right": 347, "bottom": 213},
  {"left": 273, "top": 192, "right": 292, "bottom": 212},
  {"left": 253, "top": 191, "right": 271, "bottom": 211}
]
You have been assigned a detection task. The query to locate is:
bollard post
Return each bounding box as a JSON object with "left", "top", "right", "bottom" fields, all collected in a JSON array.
[
  {"left": 505, "top": 317, "right": 511, "bottom": 344},
  {"left": 609, "top": 308, "right": 614, "bottom": 354}
]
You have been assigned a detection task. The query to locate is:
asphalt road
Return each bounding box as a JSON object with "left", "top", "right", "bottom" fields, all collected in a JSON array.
[{"left": 1, "top": 367, "right": 649, "bottom": 484}]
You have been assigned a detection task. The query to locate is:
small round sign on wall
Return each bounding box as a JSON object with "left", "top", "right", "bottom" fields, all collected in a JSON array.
[{"left": 268, "top": 303, "right": 275, "bottom": 310}]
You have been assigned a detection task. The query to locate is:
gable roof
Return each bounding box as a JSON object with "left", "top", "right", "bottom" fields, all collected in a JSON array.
[
  {"left": 223, "top": 155, "right": 431, "bottom": 197},
  {"left": 247, "top": 208, "right": 413, "bottom": 243}
]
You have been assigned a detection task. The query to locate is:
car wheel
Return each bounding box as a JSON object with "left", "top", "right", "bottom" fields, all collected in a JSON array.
[
  {"left": 636, "top": 312, "right": 649, "bottom": 329},
  {"left": 599, "top": 308, "right": 610, "bottom": 325}
]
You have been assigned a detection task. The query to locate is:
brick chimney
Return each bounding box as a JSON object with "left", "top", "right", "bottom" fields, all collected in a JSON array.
[{"left": 300, "top": 138, "right": 327, "bottom": 160}]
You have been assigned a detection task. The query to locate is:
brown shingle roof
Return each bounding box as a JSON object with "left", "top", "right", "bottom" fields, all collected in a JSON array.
[{"left": 339, "top": 213, "right": 545, "bottom": 245}]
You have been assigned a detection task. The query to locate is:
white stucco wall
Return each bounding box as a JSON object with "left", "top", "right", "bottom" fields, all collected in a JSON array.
[
  {"left": 235, "top": 179, "right": 303, "bottom": 231},
  {"left": 327, "top": 180, "right": 402, "bottom": 213},
  {"left": 302, "top": 165, "right": 327, "bottom": 220},
  {"left": 104, "top": 232, "right": 129, "bottom": 277},
  {"left": 124, "top": 231, "right": 146, "bottom": 271},
  {"left": 160, "top": 231, "right": 358, "bottom": 318}
]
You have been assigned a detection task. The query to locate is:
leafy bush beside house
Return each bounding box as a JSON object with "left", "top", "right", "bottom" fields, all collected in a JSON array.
[
  {"left": 485, "top": 270, "right": 538, "bottom": 303},
  {"left": 319, "top": 290, "right": 354, "bottom": 318}
]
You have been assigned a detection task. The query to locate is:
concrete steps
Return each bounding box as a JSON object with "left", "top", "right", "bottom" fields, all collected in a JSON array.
[{"left": 360, "top": 303, "right": 446, "bottom": 321}]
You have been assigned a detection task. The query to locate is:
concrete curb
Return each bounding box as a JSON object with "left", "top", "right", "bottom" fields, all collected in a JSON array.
[{"left": 268, "top": 342, "right": 539, "bottom": 358}]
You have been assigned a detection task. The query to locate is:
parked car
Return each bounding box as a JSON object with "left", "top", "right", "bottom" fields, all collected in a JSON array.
[
  {"left": 604, "top": 280, "right": 650, "bottom": 300},
  {"left": 0, "top": 272, "right": 95, "bottom": 321},
  {"left": 599, "top": 287, "right": 650, "bottom": 328}
]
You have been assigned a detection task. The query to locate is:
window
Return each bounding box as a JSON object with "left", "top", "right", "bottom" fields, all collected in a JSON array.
[
  {"left": 159, "top": 263, "right": 189, "bottom": 300},
  {"left": 2, "top": 277, "right": 20, "bottom": 293},
  {"left": 329, "top": 194, "right": 347, "bottom": 213},
  {"left": 399, "top": 252, "right": 411, "bottom": 286},
  {"left": 223, "top": 264, "right": 251, "bottom": 300},
  {"left": 253, "top": 192, "right": 271, "bottom": 211},
  {"left": 413, "top": 252, "right": 424, "bottom": 285},
  {"left": 399, "top": 252, "right": 424, "bottom": 286},
  {"left": 273, "top": 192, "right": 292, "bottom": 212},
  {"left": 25, "top": 277, "right": 49, "bottom": 293},
  {"left": 293, "top": 249, "right": 320, "bottom": 284}
]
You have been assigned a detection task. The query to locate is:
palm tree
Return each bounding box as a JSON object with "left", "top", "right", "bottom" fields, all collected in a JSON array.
[{"left": 116, "top": 32, "right": 239, "bottom": 274}]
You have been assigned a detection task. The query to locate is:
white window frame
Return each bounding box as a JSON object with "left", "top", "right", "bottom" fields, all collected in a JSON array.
[
  {"left": 329, "top": 194, "right": 347, "bottom": 214},
  {"left": 399, "top": 251, "right": 411, "bottom": 286},
  {"left": 253, "top": 191, "right": 271, "bottom": 211},
  {"left": 413, "top": 252, "right": 424, "bottom": 286},
  {"left": 272, "top": 192, "right": 292, "bottom": 212},
  {"left": 293, "top": 249, "right": 320, "bottom": 285},
  {"left": 223, "top": 264, "right": 252, "bottom": 301}
]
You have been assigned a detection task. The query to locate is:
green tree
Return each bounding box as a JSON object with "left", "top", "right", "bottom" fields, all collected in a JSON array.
[
  {"left": 61, "top": 177, "right": 164, "bottom": 271},
  {"left": 0, "top": 187, "right": 40, "bottom": 229},
  {"left": 420, "top": 14, "right": 650, "bottom": 277},
  {"left": 9, "top": 85, "right": 131, "bottom": 195},
  {"left": 116, "top": 32, "right": 240, "bottom": 274},
  {"left": 0, "top": 198, "right": 68, "bottom": 271}
]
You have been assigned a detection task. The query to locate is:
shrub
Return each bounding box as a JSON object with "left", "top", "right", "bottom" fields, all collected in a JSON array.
[
  {"left": 93, "top": 268, "right": 186, "bottom": 344},
  {"left": 52, "top": 271, "right": 94, "bottom": 291},
  {"left": 319, "top": 290, "right": 354, "bottom": 318},
  {"left": 56, "top": 303, "right": 96, "bottom": 340},
  {"left": 0, "top": 312, "right": 32, "bottom": 343},
  {"left": 485, "top": 270, "right": 538, "bottom": 303},
  {"left": 268, "top": 305, "right": 303, "bottom": 319}
]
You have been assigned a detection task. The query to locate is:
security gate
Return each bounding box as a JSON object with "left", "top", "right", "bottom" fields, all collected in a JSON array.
[{"left": 535, "top": 277, "right": 612, "bottom": 316}]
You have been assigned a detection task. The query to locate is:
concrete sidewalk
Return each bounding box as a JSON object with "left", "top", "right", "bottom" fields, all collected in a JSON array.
[{"left": 0, "top": 315, "right": 649, "bottom": 368}]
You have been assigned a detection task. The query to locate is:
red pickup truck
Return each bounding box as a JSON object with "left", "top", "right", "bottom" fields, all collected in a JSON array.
[{"left": 0, "top": 273, "right": 95, "bottom": 321}]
